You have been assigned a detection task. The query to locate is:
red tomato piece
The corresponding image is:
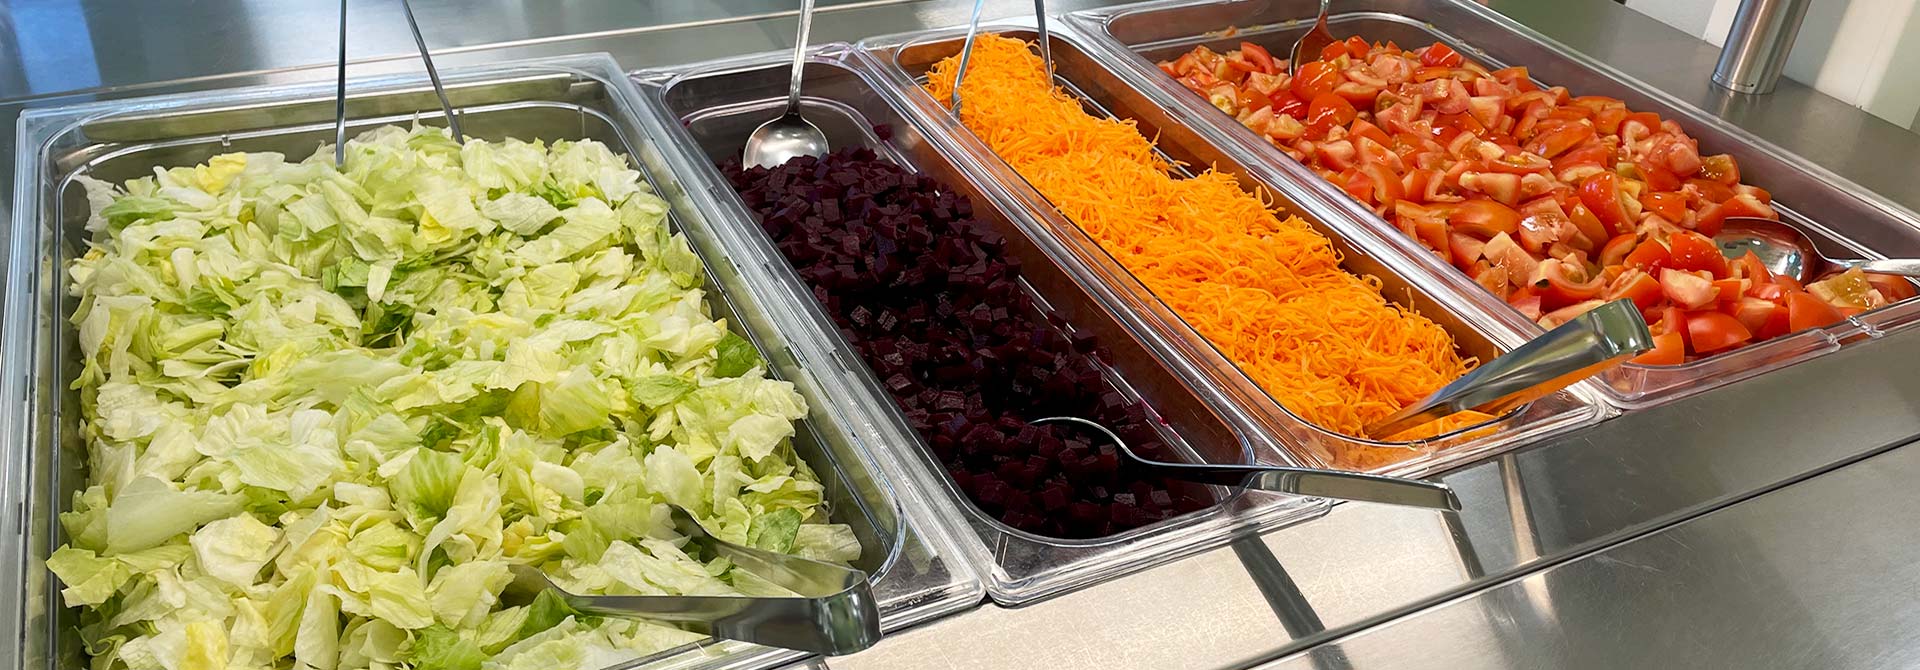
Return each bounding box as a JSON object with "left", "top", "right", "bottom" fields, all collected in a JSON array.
[
  {"left": 1639, "top": 191, "right": 1689, "bottom": 223},
  {"left": 1578, "top": 172, "right": 1633, "bottom": 234},
  {"left": 1421, "top": 43, "right": 1465, "bottom": 68},
  {"left": 1624, "top": 238, "right": 1670, "bottom": 272},
  {"left": 1307, "top": 93, "right": 1359, "bottom": 136},
  {"left": 1665, "top": 231, "right": 1730, "bottom": 277},
  {"left": 1605, "top": 269, "right": 1663, "bottom": 310},
  {"left": 1786, "top": 289, "right": 1845, "bottom": 332},
  {"left": 1687, "top": 311, "right": 1753, "bottom": 353},
  {"left": 1867, "top": 274, "right": 1920, "bottom": 303},
  {"left": 1700, "top": 154, "right": 1741, "bottom": 185},
  {"left": 1634, "top": 331, "right": 1687, "bottom": 365},
  {"left": 1598, "top": 234, "right": 1638, "bottom": 268},
  {"left": 1291, "top": 61, "right": 1340, "bottom": 101},
  {"left": 1536, "top": 259, "right": 1606, "bottom": 309},
  {"left": 1241, "top": 42, "right": 1277, "bottom": 74},
  {"left": 1660, "top": 268, "right": 1719, "bottom": 309},
  {"left": 1449, "top": 199, "right": 1523, "bottom": 238}
]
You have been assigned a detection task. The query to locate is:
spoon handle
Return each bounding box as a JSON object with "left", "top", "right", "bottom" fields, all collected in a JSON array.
[
  {"left": 784, "top": 0, "right": 817, "bottom": 117},
  {"left": 1154, "top": 461, "right": 1460, "bottom": 510},
  {"left": 1842, "top": 258, "right": 1920, "bottom": 278}
]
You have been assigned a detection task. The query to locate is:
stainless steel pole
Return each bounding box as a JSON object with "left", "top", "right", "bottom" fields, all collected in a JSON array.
[{"left": 1711, "top": 0, "right": 1814, "bottom": 94}]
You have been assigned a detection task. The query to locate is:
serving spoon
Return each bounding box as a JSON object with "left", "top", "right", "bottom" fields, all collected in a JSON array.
[
  {"left": 743, "top": 0, "right": 828, "bottom": 169},
  {"left": 1714, "top": 216, "right": 1920, "bottom": 284},
  {"left": 1289, "top": 0, "right": 1335, "bottom": 75},
  {"left": 1031, "top": 416, "right": 1461, "bottom": 510}
]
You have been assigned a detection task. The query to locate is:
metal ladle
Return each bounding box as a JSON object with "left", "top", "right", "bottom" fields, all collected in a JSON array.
[
  {"left": 1031, "top": 416, "right": 1461, "bottom": 511},
  {"left": 1715, "top": 216, "right": 1920, "bottom": 284},
  {"left": 742, "top": 0, "right": 828, "bottom": 169},
  {"left": 1364, "top": 298, "right": 1654, "bottom": 438},
  {"left": 1289, "top": 0, "right": 1335, "bottom": 75},
  {"left": 500, "top": 506, "right": 880, "bottom": 655}
]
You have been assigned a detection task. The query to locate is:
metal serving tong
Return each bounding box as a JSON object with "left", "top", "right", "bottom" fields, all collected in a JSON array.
[
  {"left": 1364, "top": 298, "right": 1654, "bottom": 438},
  {"left": 333, "top": 0, "right": 464, "bottom": 168},
  {"left": 950, "top": 0, "right": 1052, "bottom": 116},
  {"left": 1032, "top": 416, "right": 1464, "bottom": 510},
  {"left": 500, "top": 507, "right": 881, "bottom": 655}
]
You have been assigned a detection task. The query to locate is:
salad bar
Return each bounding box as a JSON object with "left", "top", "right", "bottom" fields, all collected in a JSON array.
[{"left": 6, "top": 0, "right": 1920, "bottom": 669}]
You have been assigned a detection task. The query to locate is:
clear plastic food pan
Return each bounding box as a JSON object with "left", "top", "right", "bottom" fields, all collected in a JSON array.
[
  {"left": 855, "top": 23, "right": 1605, "bottom": 481},
  {"left": 632, "top": 44, "right": 1326, "bottom": 606},
  {"left": 1064, "top": 0, "right": 1920, "bottom": 408}
]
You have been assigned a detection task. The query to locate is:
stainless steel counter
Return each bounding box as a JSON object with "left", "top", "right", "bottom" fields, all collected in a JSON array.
[{"left": 5, "top": 1, "right": 1919, "bottom": 669}]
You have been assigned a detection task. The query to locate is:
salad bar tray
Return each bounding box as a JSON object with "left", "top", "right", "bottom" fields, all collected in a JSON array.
[
  {"left": 3, "top": 54, "right": 980, "bottom": 670},
  {"left": 857, "top": 23, "right": 1606, "bottom": 481},
  {"left": 1064, "top": 0, "right": 1920, "bottom": 406},
  {"left": 634, "top": 45, "right": 1324, "bottom": 606}
]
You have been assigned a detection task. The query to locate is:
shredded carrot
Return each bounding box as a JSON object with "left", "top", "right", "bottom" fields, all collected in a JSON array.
[{"left": 926, "top": 35, "right": 1494, "bottom": 464}]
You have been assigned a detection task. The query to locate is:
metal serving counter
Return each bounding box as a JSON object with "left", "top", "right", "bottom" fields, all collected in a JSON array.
[{"left": 5, "top": 1, "right": 1920, "bottom": 668}]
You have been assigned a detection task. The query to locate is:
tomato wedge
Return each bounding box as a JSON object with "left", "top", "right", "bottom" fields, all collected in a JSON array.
[
  {"left": 1421, "top": 43, "right": 1464, "bottom": 68},
  {"left": 1604, "top": 269, "right": 1662, "bottom": 310},
  {"left": 1665, "top": 231, "right": 1729, "bottom": 277},
  {"left": 1687, "top": 311, "right": 1752, "bottom": 353},
  {"left": 1449, "top": 199, "right": 1522, "bottom": 237},
  {"left": 1578, "top": 172, "right": 1632, "bottom": 234},
  {"left": 1660, "top": 268, "right": 1718, "bottom": 309},
  {"left": 1634, "top": 331, "right": 1687, "bottom": 365},
  {"left": 1240, "top": 42, "right": 1277, "bottom": 74},
  {"left": 1786, "top": 289, "right": 1846, "bottom": 332},
  {"left": 1291, "top": 61, "right": 1340, "bottom": 101}
]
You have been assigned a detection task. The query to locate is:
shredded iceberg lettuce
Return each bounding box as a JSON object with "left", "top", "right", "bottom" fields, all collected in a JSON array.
[{"left": 53, "top": 125, "right": 858, "bottom": 670}]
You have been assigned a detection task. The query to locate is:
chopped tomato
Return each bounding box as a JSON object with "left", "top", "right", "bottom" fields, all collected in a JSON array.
[
  {"left": 1687, "top": 311, "right": 1752, "bottom": 353},
  {"left": 1665, "top": 231, "right": 1729, "bottom": 276},
  {"left": 1786, "top": 289, "right": 1846, "bottom": 331},
  {"left": 1448, "top": 199, "right": 1521, "bottom": 237},
  {"left": 1536, "top": 259, "right": 1605, "bottom": 309},
  {"left": 1866, "top": 274, "right": 1919, "bottom": 303},
  {"left": 1269, "top": 89, "right": 1309, "bottom": 118},
  {"left": 1524, "top": 122, "right": 1593, "bottom": 159},
  {"left": 1634, "top": 331, "right": 1687, "bottom": 365},
  {"left": 1623, "top": 238, "right": 1670, "bottom": 272},
  {"left": 1511, "top": 292, "right": 1543, "bottom": 320},
  {"left": 1659, "top": 268, "right": 1718, "bottom": 309},
  {"left": 1421, "top": 43, "right": 1465, "bottom": 68},
  {"left": 1291, "top": 61, "right": 1340, "bottom": 101},
  {"left": 1639, "top": 191, "right": 1689, "bottom": 223},
  {"left": 1307, "top": 93, "right": 1359, "bottom": 136},
  {"left": 1240, "top": 42, "right": 1277, "bottom": 73},
  {"left": 1605, "top": 269, "right": 1662, "bottom": 310},
  {"left": 1578, "top": 172, "right": 1632, "bottom": 234},
  {"left": 1700, "top": 154, "right": 1741, "bottom": 185},
  {"left": 1732, "top": 251, "right": 1771, "bottom": 283},
  {"left": 1730, "top": 297, "right": 1789, "bottom": 339},
  {"left": 1598, "top": 234, "right": 1638, "bottom": 268}
]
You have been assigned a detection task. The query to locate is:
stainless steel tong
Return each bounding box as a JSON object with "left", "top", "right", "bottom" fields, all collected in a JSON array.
[
  {"left": 500, "top": 507, "right": 881, "bottom": 655},
  {"left": 1364, "top": 298, "right": 1654, "bottom": 438},
  {"left": 333, "top": 0, "right": 464, "bottom": 168},
  {"left": 950, "top": 0, "right": 1052, "bottom": 115}
]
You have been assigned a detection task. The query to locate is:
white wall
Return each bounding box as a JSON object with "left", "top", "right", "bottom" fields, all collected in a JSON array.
[{"left": 1627, "top": 0, "right": 1920, "bottom": 132}]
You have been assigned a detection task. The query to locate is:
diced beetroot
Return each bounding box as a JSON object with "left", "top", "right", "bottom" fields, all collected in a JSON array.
[{"left": 722, "top": 145, "right": 1205, "bottom": 539}]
